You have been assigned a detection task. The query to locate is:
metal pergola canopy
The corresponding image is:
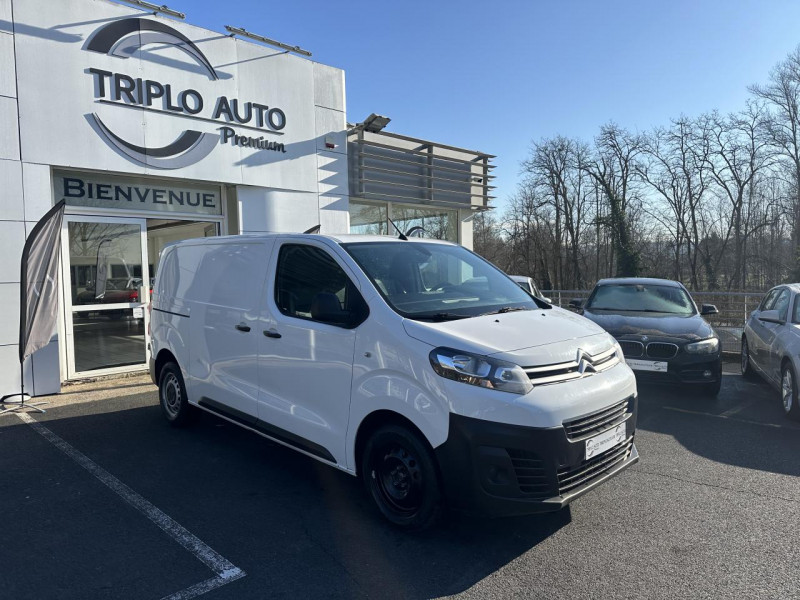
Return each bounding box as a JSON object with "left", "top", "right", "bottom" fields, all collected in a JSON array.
[{"left": 348, "top": 128, "right": 494, "bottom": 211}]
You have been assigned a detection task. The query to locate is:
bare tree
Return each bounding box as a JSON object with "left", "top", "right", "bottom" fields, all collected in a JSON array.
[
  {"left": 750, "top": 47, "right": 800, "bottom": 279},
  {"left": 581, "top": 123, "right": 643, "bottom": 277},
  {"left": 638, "top": 117, "right": 710, "bottom": 288},
  {"left": 472, "top": 210, "right": 505, "bottom": 266},
  {"left": 520, "top": 137, "right": 591, "bottom": 288},
  {"left": 701, "top": 102, "right": 773, "bottom": 289},
  {"left": 469, "top": 46, "right": 800, "bottom": 294}
]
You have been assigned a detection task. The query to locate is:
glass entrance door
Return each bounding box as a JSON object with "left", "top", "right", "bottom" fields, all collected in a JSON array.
[{"left": 62, "top": 216, "right": 150, "bottom": 377}]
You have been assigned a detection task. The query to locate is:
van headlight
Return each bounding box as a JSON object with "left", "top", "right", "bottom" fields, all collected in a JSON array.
[
  {"left": 429, "top": 348, "right": 533, "bottom": 395},
  {"left": 685, "top": 337, "right": 719, "bottom": 354}
]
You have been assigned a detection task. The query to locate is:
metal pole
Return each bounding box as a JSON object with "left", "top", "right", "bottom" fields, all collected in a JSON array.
[{"left": 0, "top": 360, "right": 47, "bottom": 415}]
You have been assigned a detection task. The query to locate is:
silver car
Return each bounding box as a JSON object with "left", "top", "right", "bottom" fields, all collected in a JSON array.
[
  {"left": 741, "top": 284, "right": 800, "bottom": 421},
  {"left": 509, "top": 275, "right": 551, "bottom": 303}
]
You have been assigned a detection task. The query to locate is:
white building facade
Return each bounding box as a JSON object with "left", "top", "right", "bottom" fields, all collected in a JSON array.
[{"left": 0, "top": 0, "right": 492, "bottom": 397}]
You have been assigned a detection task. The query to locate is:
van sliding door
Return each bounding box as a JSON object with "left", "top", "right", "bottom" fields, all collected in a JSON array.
[{"left": 188, "top": 241, "right": 272, "bottom": 421}]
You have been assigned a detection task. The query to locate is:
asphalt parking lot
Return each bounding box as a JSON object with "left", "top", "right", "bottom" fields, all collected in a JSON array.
[{"left": 2, "top": 366, "right": 799, "bottom": 600}]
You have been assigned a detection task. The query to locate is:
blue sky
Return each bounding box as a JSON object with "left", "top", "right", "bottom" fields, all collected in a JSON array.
[{"left": 157, "top": 0, "right": 800, "bottom": 210}]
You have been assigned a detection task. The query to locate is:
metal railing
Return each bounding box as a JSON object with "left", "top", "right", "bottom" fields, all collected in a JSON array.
[{"left": 542, "top": 290, "right": 765, "bottom": 355}]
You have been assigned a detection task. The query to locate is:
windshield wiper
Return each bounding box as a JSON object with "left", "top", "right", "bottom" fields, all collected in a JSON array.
[
  {"left": 411, "top": 312, "right": 472, "bottom": 322},
  {"left": 479, "top": 306, "right": 532, "bottom": 317}
]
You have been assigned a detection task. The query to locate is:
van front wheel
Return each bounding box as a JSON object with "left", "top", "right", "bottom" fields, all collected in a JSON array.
[
  {"left": 159, "top": 362, "right": 191, "bottom": 427},
  {"left": 362, "top": 424, "right": 442, "bottom": 531}
]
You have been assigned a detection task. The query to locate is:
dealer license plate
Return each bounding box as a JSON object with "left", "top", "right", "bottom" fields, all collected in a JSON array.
[
  {"left": 585, "top": 423, "right": 627, "bottom": 460},
  {"left": 625, "top": 358, "right": 668, "bottom": 372}
]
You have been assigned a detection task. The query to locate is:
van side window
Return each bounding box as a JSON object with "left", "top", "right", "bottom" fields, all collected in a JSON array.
[{"left": 275, "top": 244, "right": 367, "bottom": 327}]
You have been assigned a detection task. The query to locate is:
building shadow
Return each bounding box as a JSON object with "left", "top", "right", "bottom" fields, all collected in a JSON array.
[
  {"left": 635, "top": 374, "right": 800, "bottom": 478},
  {"left": 2, "top": 402, "right": 571, "bottom": 598}
]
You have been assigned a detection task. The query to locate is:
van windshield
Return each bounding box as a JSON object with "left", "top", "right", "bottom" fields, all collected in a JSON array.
[{"left": 342, "top": 242, "right": 540, "bottom": 320}]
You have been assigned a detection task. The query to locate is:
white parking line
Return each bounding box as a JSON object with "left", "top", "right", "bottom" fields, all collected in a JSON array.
[
  {"left": 663, "top": 406, "right": 792, "bottom": 429},
  {"left": 16, "top": 412, "right": 245, "bottom": 599},
  {"left": 719, "top": 398, "right": 759, "bottom": 418}
]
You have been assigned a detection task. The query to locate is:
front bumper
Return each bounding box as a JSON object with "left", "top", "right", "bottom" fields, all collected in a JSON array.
[
  {"left": 434, "top": 396, "right": 639, "bottom": 517},
  {"left": 628, "top": 353, "right": 722, "bottom": 385}
]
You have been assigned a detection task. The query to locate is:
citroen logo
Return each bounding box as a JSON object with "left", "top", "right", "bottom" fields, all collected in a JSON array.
[{"left": 576, "top": 350, "right": 597, "bottom": 375}]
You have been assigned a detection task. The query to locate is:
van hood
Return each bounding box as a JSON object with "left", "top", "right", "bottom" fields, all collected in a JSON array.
[{"left": 402, "top": 307, "right": 608, "bottom": 356}]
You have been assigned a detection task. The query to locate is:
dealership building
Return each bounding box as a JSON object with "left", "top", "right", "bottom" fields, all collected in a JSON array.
[{"left": 0, "top": 0, "right": 493, "bottom": 397}]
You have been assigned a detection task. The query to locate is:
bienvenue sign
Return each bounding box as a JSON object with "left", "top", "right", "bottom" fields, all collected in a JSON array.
[{"left": 54, "top": 171, "right": 222, "bottom": 216}]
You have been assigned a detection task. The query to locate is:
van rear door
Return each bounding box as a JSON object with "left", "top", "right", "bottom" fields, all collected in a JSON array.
[{"left": 189, "top": 240, "right": 273, "bottom": 420}]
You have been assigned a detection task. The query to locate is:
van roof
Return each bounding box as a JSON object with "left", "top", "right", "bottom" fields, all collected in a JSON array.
[{"left": 169, "top": 233, "right": 458, "bottom": 247}]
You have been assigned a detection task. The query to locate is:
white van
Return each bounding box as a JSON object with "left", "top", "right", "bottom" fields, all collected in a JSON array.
[{"left": 150, "top": 234, "right": 639, "bottom": 529}]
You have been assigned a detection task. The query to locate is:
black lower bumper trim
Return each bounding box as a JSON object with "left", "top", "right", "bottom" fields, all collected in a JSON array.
[{"left": 435, "top": 401, "right": 639, "bottom": 517}]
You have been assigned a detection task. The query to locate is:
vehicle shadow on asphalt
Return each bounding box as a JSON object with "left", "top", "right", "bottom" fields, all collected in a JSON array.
[
  {"left": 634, "top": 374, "right": 800, "bottom": 478},
  {"left": 5, "top": 401, "right": 572, "bottom": 599}
]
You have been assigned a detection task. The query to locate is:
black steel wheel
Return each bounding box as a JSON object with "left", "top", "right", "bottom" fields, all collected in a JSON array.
[
  {"left": 361, "top": 424, "right": 442, "bottom": 530},
  {"left": 158, "top": 362, "right": 191, "bottom": 427}
]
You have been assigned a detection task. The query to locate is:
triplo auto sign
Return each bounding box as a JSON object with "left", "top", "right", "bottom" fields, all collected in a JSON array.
[{"left": 84, "top": 17, "right": 287, "bottom": 169}]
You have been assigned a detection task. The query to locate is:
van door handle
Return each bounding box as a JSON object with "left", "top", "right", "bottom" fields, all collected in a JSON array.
[
  {"left": 235, "top": 323, "right": 251, "bottom": 332},
  {"left": 263, "top": 329, "right": 282, "bottom": 339}
]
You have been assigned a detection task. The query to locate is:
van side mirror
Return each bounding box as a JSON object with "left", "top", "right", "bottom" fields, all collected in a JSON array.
[
  {"left": 311, "top": 292, "right": 349, "bottom": 325},
  {"left": 700, "top": 304, "right": 718, "bottom": 316},
  {"left": 542, "top": 297, "right": 552, "bottom": 304},
  {"left": 568, "top": 298, "right": 583, "bottom": 309}
]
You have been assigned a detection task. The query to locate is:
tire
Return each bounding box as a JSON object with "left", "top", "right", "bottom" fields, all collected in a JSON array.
[
  {"left": 158, "top": 362, "right": 192, "bottom": 427},
  {"left": 780, "top": 362, "right": 800, "bottom": 422},
  {"left": 741, "top": 336, "right": 757, "bottom": 380},
  {"left": 361, "top": 424, "right": 442, "bottom": 531}
]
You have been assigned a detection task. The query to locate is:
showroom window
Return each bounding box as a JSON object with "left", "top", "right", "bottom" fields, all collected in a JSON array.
[
  {"left": 350, "top": 201, "right": 388, "bottom": 235},
  {"left": 349, "top": 200, "right": 457, "bottom": 242}
]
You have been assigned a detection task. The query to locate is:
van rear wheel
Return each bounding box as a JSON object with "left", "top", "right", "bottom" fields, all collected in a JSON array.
[
  {"left": 159, "top": 362, "right": 191, "bottom": 427},
  {"left": 362, "top": 424, "right": 442, "bottom": 531}
]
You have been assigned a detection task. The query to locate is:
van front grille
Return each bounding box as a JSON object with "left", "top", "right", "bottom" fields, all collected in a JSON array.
[
  {"left": 523, "top": 346, "right": 620, "bottom": 386},
  {"left": 562, "top": 397, "right": 632, "bottom": 440},
  {"left": 557, "top": 438, "right": 634, "bottom": 496}
]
